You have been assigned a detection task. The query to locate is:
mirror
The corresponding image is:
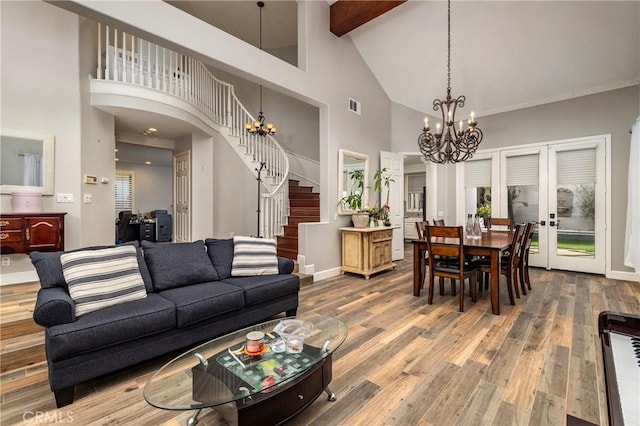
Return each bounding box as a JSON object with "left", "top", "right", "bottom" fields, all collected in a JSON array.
[
  {"left": 338, "top": 149, "right": 369, "bottom": 215},
  {"left": 0, "top": 128, "right": 55, "bottom": 195}
]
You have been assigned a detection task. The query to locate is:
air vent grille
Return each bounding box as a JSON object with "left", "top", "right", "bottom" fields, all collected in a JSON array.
[{"left": 348, "top": 97, "right": 361, "bottom": 115}]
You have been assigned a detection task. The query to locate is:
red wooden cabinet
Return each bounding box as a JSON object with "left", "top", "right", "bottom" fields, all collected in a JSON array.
[{"left": 0, "top": 213, "right": 66, "bottom": 254}]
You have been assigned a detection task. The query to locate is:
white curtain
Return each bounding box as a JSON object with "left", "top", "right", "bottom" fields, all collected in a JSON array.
[
  {"left": 23, "top": 153, "right": 43, "bottom": 186},
  {"left": 624, "top": 116, "right": 640, "bottom": 272}
]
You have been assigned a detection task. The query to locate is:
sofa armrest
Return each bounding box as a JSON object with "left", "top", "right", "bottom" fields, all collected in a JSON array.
[
  {"left": 278, "top": 257, "right": 295, "bottom": 274},
  {"left": 33, "top": 287, "right": 76, "bottom": 327}
]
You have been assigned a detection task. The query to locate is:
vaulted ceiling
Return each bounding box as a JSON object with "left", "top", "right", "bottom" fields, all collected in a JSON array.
[{"left": 345, "top": 1, "right": 639, "bottom": 118}]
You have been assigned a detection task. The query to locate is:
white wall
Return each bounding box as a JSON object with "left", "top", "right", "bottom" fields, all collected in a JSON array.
[{"left": 0, "top": 1, "right": 82, "bottom": 282}]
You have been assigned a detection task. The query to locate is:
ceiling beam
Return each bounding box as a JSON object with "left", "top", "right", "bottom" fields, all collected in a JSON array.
[{"left": 330, "top": 0, "right": 406, "bottom": 37}]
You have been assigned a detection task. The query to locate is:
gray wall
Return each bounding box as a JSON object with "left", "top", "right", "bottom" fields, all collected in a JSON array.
[
  {"left": 0, "top": 1, "right": 83, "bottom": 279},
  {"left": 212, "top": 67, "right": 320, "bottom": 162},
  {"left": 116, "top": 162, "right": 173, "bottom": 216},
  {"left": 391, "top": 85, "right": 640, "bottom": 273}
]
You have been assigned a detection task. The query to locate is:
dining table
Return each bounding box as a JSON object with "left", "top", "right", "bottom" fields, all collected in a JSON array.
[{"left": 412, "top": 230, "right": 514, "bottom": 315}]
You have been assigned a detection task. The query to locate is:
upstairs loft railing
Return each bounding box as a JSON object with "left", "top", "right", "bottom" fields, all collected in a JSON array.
[{"left": 95, "top": 23, "right": 289, "bottom": 238}]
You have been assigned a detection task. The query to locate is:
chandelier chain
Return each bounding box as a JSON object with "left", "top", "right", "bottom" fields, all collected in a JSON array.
[
  {"left": 447, "top": 0, "right": 451, "bottom": 92},
  {"left": 417, "top": 0, "right": 482, "bottom": 164}
]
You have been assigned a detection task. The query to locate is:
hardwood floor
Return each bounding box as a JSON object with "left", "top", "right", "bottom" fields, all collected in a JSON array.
[{"left": 1, "top": 244, "right": 638, "bottom": 425}]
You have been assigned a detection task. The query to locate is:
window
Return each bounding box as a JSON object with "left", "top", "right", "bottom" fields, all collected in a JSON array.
[
  {"left": 464, "top": 158, "right": 492, "bottom": 218},
  {"left": 115, "top": 170, "right": 134, "bottom": 217}
]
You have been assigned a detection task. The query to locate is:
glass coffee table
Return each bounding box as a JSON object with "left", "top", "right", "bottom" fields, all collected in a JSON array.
[{"left": 144, "top": 315, "right": 348, "bottom": 426}]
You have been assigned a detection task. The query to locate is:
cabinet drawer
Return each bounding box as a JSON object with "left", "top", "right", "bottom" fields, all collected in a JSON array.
[
  {"left": 0, "top": 230, "right": 24, "bottom": 254},
  {"left": 0, "top": 218, "right": 22, "bottom": 230},
  {"left": 371, "top": 230, "right": 393, "bottom": 242}
]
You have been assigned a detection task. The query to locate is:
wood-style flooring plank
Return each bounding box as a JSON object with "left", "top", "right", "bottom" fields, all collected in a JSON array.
[{"left": 1, "top": 245, "right": 633, "bottom": 426}]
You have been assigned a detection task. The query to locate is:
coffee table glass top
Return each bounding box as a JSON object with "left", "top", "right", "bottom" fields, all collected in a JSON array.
[{"left": 143, "top": 315, "right": 348, "bottom": 410}]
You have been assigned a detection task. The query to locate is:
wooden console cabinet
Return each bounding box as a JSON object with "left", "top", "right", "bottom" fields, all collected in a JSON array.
[
  {"left": 339, "top": 226, "right": 399, "bottom": 279},
  {"left": 0, "top": 213, "right": 66, "bottom": 254}
]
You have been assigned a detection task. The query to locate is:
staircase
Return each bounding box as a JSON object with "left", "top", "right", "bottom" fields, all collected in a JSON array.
[
  {"left": 93, "top": 24, "right": 289, "bottom": 238},
  {"left": 276, "top": 180, "right": 320, "bottom": 260}
]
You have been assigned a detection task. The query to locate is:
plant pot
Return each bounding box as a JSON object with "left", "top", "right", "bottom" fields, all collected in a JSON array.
[{"left": 352, "top": 213, "right": 370, "bottom": 228}]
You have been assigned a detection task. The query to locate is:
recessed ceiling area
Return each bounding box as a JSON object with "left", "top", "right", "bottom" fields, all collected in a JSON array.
[{"left": 116, "top": 142, "right": 173, "bottom": 167}]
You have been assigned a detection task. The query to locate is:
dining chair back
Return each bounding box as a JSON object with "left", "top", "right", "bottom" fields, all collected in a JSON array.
[
  {"left": 432, "top": 219, "right": 445, "bottom": 226},
  {"left": 487, "top": 217, "right": 514, "bottom": 230},
  {"left": 472, "top": 223, "right": 524, "bottom": 304},
  {"left": 519, "top": 222, "right": 536, "bottom": 293},
  {"left": 415, "top": 221, "right": 429, "bottom": 239},
  {"left": 424, "top": 226, "right": 477, "bottom": 312}
]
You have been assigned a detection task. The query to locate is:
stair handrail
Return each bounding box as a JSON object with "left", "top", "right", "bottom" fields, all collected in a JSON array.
[{"left": 95, "top": 23, "right": 289, "bottom": 197}]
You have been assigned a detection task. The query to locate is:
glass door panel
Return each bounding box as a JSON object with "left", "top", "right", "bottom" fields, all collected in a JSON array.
[{"left": 548, "top": 140, "right": 605, "bottom": 273}]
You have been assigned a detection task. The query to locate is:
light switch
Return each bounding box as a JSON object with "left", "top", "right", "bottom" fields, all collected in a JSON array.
[
  {"left": 57, "top": 193, "right": 74, "bottom": 203},
  {"left": 83, "top": 193, "right": 93, "bottom": 203}
]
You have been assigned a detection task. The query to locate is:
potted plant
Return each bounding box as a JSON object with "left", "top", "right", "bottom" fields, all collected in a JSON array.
[
  {"left": 373, "top": 167, "right": 395, "bottom": 226},
  {"left": 338, "top": 169, "right": 369, "bottom": 228}
]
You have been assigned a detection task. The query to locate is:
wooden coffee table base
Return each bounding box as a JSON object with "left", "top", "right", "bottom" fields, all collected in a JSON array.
[{"left": 190, "top": 354, "right": 335, "bottom": 426}]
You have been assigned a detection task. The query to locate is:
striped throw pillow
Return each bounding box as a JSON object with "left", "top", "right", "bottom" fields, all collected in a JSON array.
[
  {"left": 231, "top": 236, "right": 279, "bottom": 276},
  {"left": 60, "top": 245, "right": 147, "bottom": 317}
]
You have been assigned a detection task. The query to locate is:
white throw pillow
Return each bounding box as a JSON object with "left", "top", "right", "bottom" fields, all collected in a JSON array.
[
  {"left": 231, "top": 236, "right": 279, "bottom": 276},
  {"left": 61, "top": 245, "right": 147, "bottom": 317}
]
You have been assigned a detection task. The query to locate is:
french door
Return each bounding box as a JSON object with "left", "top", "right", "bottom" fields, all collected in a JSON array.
[{"left": 500, "top": 137, "right": 607, "bottom": 274}]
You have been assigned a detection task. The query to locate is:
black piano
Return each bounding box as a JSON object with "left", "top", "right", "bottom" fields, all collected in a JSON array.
[{"left": 598, "top": 311, "right": 640, "bottom": 426}]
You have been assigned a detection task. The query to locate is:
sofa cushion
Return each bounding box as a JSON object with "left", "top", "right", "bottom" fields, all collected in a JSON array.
[
  {"left": 46, "top": 293, "right": 176, "bottom": 361},
  {"left": 221, "top": 275, "right": 299, "bottom": 306},
  {"left": 204, "top": 238, "right": 234, "bottom": 279},
  {"left": 30, "top": 241, "right": 154, "bottom": 293},
  {"left": 158, "top": 282, "right": 244, "bottom": 328},
  {"left": 61, "top": 245, "right": 148, "bottom": 317},
  {"left": 231, "top": 236, "right": 278, "bottom": 276},
  {"left": 141, "top": 240, "right": 219, "bottom": 291}
]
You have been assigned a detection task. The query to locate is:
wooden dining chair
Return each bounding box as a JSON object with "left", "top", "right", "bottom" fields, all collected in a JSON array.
[
  {"left": 432, "top": 219, "right": 445, "bottom": 226},
  {"left": 472, "top": 223, "right": 524, "bottom": 305},
  {"left": 487, "top": 217, "right": 514, "bottom": 230},
  {"left": 518, "top": 222, "right": 536, "bottom": 294},
  {"left": 414, "top": 221, "right": 430, "bottom": 289},
  {"left": 424, "top": 225, "right": 478, "bottom": 312}
]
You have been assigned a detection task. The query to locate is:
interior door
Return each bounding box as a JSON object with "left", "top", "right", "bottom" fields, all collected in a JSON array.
[
  {"left": 380, "top": 151, "right": 404, "bottom": 261},
  {"left": 173, "top": 150, "right": 191, "bottom": 243}
]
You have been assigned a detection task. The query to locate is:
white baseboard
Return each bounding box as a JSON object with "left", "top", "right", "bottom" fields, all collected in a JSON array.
[
  {"left": 313, "top": 267, "right": 342, "bottom": 282},
  {"left": 0, "top": 271, "right": 39, "bottom": 286},
  {"left": 606, "top": 269, "right": 640, "bottom": 282},
  {"left": 296, "top": 254, "right": 315, "bottom": 275}
]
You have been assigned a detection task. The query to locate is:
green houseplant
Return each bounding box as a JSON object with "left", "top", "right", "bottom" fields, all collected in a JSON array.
[
  {"left": 373, "top": 167, "right": 395, "bottom": 224},
  {"left": 338, "top": 169, "right": 369, "bottom": 227}
]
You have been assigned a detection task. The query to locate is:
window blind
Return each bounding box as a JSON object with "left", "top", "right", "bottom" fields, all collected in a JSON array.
[
  {"left": 556, "top": 148, "right": 596, "bottom": 185},
  {"left": 465, "top": 158, "right": 491, "bottom": 187},
  {"left": 115, "top": 171, "right": 134, "bottom": 215},
  {"left": 506, "top": 154, "right": 538, "bottom": 186},
  {"left": 407, "top": 173, "right": 425, "bottom": 192}
]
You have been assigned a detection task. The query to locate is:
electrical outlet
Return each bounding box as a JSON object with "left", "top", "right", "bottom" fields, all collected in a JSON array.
[
  {"left": 83, "top": 193, "right": 93, "bottom": 203},
  {"left": 1, "top": 257, "right": 10, "bottom": 267}
]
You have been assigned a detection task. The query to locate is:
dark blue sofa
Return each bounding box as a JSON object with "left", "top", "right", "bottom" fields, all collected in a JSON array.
[{"left": 30, "top": 239, "right": 299, "bottom": 408}]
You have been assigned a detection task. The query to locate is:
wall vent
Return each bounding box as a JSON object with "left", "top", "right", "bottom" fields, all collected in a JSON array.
[{"left": 348, "top": 97, "right": 361, "bottom": 115}]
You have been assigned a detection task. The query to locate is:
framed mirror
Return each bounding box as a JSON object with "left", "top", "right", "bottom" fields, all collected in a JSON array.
[
  {"left": 0, "top": 128, "right": 55, "bottom": 195},
  {"left": 338, "top": 149, "right": 369, "bottom": 215}
]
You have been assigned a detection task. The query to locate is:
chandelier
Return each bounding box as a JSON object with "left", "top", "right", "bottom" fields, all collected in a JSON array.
[
  {"left": 417, "top": 0, "right": 482, "bottom": 164},
  {"left": 245, "top": 1, "right": 277, "bottom": 137}
]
